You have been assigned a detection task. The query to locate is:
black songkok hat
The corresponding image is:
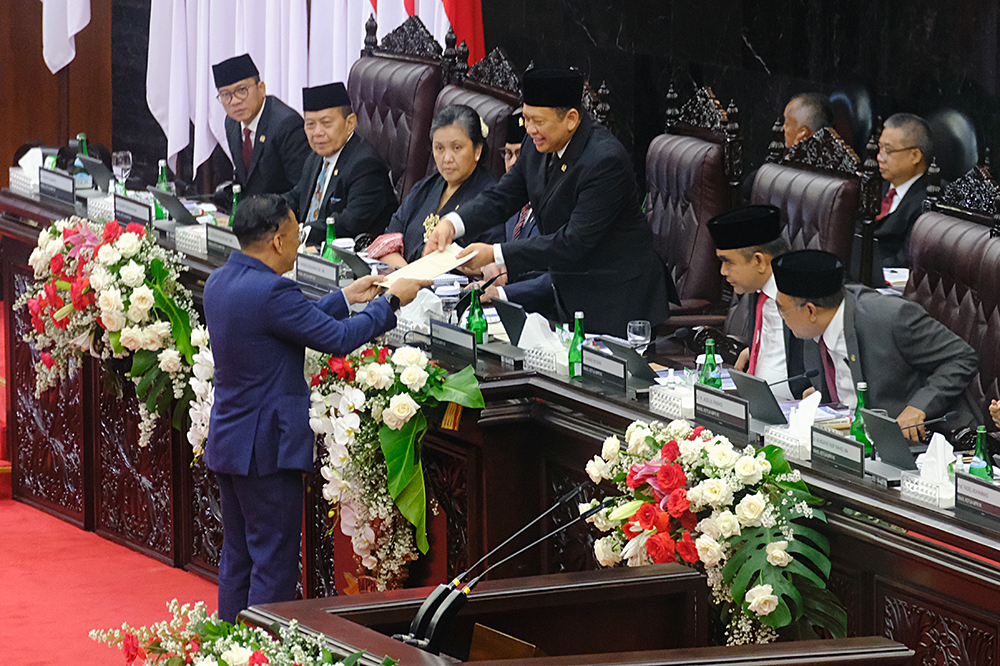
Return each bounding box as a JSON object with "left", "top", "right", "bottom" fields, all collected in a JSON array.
[
  {"left": 505, "top": 109, "right": 526, "bottom": 144},
  {"left": 213, "top": 54, "right": 259, "bottom": 89},
  {"left": 522, "top": 69, "right": 584, "bottom": 108},
  {"left": 302, "top": 82, "right": 352, "bottom": 113},
  {"left": 772, "top": 250, "right": 845, "bottom": 299},
  {"left": 707, "top": 205, "right": 782, "bottom": 250}
]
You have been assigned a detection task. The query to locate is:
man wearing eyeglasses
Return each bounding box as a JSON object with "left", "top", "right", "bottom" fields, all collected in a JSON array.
[
  {"left": 874, "top": 113, "right": 932, "bottom": 267},
  {"left": 213, "top": 54, "right": 311, "bottom": 198}
]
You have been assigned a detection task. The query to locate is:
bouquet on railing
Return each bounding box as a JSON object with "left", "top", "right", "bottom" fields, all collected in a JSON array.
[
  {"left": 583, "top": 418, "right": 846, "bottom": 645},
  {"left": 309, "top": 344, "right": 484, "bottom": 591},
  {"left": 90, "top": 599, "right": 397, "bottom": 666}
]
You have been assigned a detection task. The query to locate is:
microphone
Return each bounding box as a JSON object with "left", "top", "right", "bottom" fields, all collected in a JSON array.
[
  {"left": 899, "top": 410, "right": 959, "bottom": 430},
  {"left": 644, "top": 327, "right": 691, "bottom": 356},
  {"left": 768, "top": 369, "right": 819, "bottom": 386}
]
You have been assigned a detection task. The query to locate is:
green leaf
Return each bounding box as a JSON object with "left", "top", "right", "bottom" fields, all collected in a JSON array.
[
  {"left": 379, "top": 657, "right": 399, "bottom": 666},
  {"left": 108, "top": 330, "right": 124, "bottom": 355},
  {"left": 321, "top": 648, "right": 334, "bottom": 663},
  {"left": 152, "top": 288, "right": 195, "bottom": 364},
  {"left": 394, "top": 461, "right": 429, "bottom": 553},
  {"left": 146, "top": 371, "right": 171, "bottom": 414},
  {"left": 172, "top": 385, "right": 195, "bottom": 430},
  {"left": 797, "top": 578, "right": 848, "bottom": 638},
  {"left": 135, "top": 366, "right": 161, "bottom": 400},
  {"left": 130, "top": 348, "right": 158, "bottom": 377},
  {"left": 342, "top": 650, "right": 365, "bottom": 666},
  {"left": 427, "top": 365, "right": 484, "bottom": 407},
  {"left": 165, "top": 657, "right": 185, "bottom": 666},
  {"left": 608, "top": 499, "right": 645, "bottom": 521},
  {"left": 379, "top": 412, "right": 430, "bottom": 553}
]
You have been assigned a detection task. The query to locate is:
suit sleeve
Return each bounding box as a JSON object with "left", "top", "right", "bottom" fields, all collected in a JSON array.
[
  {"left": 385, "top": 181, "right": 422, "bottom": 235},
  {"left": 284, "top": 158, "right": 312, "bottom": 218},
  {"left": 455, "top": 157, "right": 531, "bottom": 238},
  {"left": 276, "top": 114, "right": 311, "bottom": 190},
  {"left": 334, "top": 156, "right": 396, "bottom": 237},
  {"left": 265, "top": 279, "right": 395, "bottom": 355},
  {"left": 891, "top": 299, "right": 978, "bottom": 415}
]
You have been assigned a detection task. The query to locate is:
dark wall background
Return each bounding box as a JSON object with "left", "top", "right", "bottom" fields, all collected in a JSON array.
[{"left": 113, "top": 0, "right": 1000, "bottom": 190}]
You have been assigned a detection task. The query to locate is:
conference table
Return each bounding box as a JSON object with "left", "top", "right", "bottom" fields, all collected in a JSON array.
[{"left": 1, "top": 188, "right": 997, "bottom": 664}]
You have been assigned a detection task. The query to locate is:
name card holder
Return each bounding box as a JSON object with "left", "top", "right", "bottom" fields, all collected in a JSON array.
[
  {"left": 810, "top": 426, "right": 865, "bottom": 478},
  {"left": 955, "top": 471, "right": 1000, "bottom": 530},
  {"left": 114, "top": 194, "right": 152, "bottom": 229},
  {"left": 581, "top": 346, "right": 627, "bottom": 394},
  {"left": 38, "top": 167, "right": 75, "bottom": 205},
  {"left": 296, "top": 253, "right": 340, "bottom": 291},
  {"left": 694, "top": 384, "right": 749, "bottom": 445},
  {"left": 430, "top": 319, "right": 477, "bottom": 369},
  {"left": 205, "top": 224, "right": 241, "bottom": 261}
]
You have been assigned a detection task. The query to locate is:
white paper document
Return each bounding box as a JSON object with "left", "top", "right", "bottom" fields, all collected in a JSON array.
[{"left": 377, "top": 244, "right": 477, "bottom": 287}]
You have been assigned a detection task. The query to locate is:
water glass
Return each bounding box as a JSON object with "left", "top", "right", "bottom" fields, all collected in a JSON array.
[{"left": 627, "top": 319, "right": 651, "bottom": 353}]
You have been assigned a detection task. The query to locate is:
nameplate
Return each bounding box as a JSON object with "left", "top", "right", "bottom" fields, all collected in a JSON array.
[
  {"left": 114, "top": 194, "right": 152, "bottom": 228},
  {"left": 430, "top": 319, "right": 477, "bottom": 367},
  {"left": 38, "top": 167, "right": 75, "bottom": 205},
  {"left": 205, "top": 224, "right": 241, "bottom": 260},
  {"left": 955, "top": 471, "right": 1000, "bottom": 529},
  {"left": 694, "top": 384, "right": 749, "bottom": 441},
  {"left": 296, "top": 253, "right": 340, "bottom": 291},
  {"left": 811, "top": 426, "right": 865, "bottom": 478},
  {"left": 581, "top": 346, "right": 627, "bottom": 392}
]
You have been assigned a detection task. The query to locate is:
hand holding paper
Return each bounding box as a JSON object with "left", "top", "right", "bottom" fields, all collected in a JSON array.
[
  {"left": 378, "top": 244, "right": 477, "bottom": 288},
  {"left": 423, "top": 217, "right": 456, "bottom": 255},
  {"left": 456, "top": 243, "right": 495, "bottom": 272}
]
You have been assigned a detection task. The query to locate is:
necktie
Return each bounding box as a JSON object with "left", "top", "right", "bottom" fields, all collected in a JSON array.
[
  {"left": 306, "top": 160, "right": 331, "bottom": 224},
  {"left": 512, "top": 205, "right": 531, "bottom": 240},
  {"left": 877, "top": 187, "right": 896, "bottom": 220},
  {"left": 819, "top": 338, "right": 840, "bottom": 404},
  {"left": 748, "top": 293, "right": 767, "bottom": 375},
  {"left": 242, "top": 128, "right": 253, "bottom": 172}
]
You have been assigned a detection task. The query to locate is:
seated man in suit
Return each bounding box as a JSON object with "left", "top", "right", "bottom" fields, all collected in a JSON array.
[
  {"left": 873, "top": 113, "right": 931, "bottom": 267},
  {"left": 425, "top": 68, "right": 675, "bottom": 337},
  {"left": 708, "top": 205, "right": 807, "bottom": 401},
  {"left": 213, "top": 54, "right": 311, "bottom": 197},
  {"left": 285, "top": 82, "right": 397, "bottom": 246},
  {"left": 203, "top": 194, "right": 427, "bottom": 622},
  {"left": 772, "top": 250, "right": 979, "bottom": 441}
]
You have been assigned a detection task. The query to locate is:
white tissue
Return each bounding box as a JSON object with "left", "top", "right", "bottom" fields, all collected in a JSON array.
[
  {"left": 517, "top": 313, "right": 566, "bottom": 353},
  {"left": 788, "top": 391, "right": 822, "bottom": 440},
  {"left": 18, "top": 148, "right": 43, "bottom": 184},
  {"left": 398, "top": 289, "right": 444, "bottom": 331},
  {"left": 919, "top": 432, "right": 956, "bottom": 503}
]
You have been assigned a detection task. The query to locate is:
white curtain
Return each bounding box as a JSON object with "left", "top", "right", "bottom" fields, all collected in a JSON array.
[{"left": 40, "top": 0, "right": 91, "bottom": 74}]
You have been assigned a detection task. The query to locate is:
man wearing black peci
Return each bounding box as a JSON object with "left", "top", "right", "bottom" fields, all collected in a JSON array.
[{"left": 424, "top": 68, "right": 675, "bottom": 336}]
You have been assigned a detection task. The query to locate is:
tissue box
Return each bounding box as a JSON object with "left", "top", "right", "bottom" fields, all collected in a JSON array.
[
  {"left": 523, "top": 347, "right": 568, "bottom": 377},
  {"left": 649, "top": 384, "right": 694, "bottom": 421},
  {"left": 175, "top": 224, "right": 208, "bottom": 256},
  {"left": 764, "top": 424, "right": 810, "bottom": 461},
  {"left": 9, "top": 167, "right": 37, "bottom": 198},
  {"left": 385, "top": 318, "right": 424, "bottom": 348},
  {"left": 87, "top": 194, "right": 115, "bottom": 224},
  {"left": 900, "top": 470, "right": 955, "bottom": 509}
]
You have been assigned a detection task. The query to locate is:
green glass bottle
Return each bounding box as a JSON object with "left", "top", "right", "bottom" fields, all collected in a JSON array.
[
  {"left": 466, "top": 286, "right": 488, "bottom": 344},
  {"left": 699, "top": 338, "right": 722, "bottom": 389},
  {"left": 851, "top": 382, "right": 872, "bottom": 457},
  {"left": 154, "top": 159, "right": 170, "bottom": 220},
  {"left": 230, "top": 184, "right": 241, "bottom": 225},
  {"left": 73, "top": 133, "right": 92, "bottom": 189},
  {"left": 76, "top": 133, "right": 89, "bottom": 157},
  {"left": 568, "top": 311, "right": 585, "bottom": 379},
  {"left": 971, "top": 425, "right": 994, "bottom": 481},
  {"left": 321, "top": 217, "right": 338, "bottom": 262}
]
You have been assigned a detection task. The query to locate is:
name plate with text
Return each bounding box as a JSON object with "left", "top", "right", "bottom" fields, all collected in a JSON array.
[
  {"left": 694, "top": 384, "right": 749, "bottom": 440},
  {"left": 811, "top": 426, "right": 865, "bottom": 478},
  {"left": 38, "top": 167, "right": 75, "bottom": 205},
  {"left": 114, "top": 194, "right": 152, "bottom": 228},
  {"left": 205, "top": 224, "right": 241, "bottom": 261},
  {"left": 296, "top": 253, "right": 340, "bottom": 291},
  {"left": 430, "top": 319, "right": 477, "bottom": 367},
  {"left": 955, "top": 471, "right": 1000, "bottom": 529},
  {"left": 581, "top": 346, "right": 627, "bottom": 392}
]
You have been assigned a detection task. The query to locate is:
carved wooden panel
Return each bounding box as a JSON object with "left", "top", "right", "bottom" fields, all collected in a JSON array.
[
  {"left": 828, "top": 562, "right": 863, "bottom": 638},
  {"left": 781, "top": 127, "right": 860, "bottom": 176},
  {"left": 879, "top": 581, "right": 997, "bottom": 666},
  {"left": 94, "top": 360, "right": 174, "bottom": 559},
  {"left": 679, "top": 88, "right": 727, "bottom": 132},
  {"left": 544, "top": 465, "right": 601, "bottom": 574},
  {"left": 941, "top": 167, "right": 999, "bottom": 215},
  {"left": 9, "top": 270, "right": 86, "bottom": 520},
  {"left": 423, "top": 442, "right": 470, "bottom": 579},
  {"left": 378, "top": 15, "right": 442, "bottom": 60},
  {"left": 305, "top": 460, "right": 337, "bottom": 599},
  {"left": 190, "top": 459, "right": 223, "bottom": 573},
  {"left": 467, "top": 47, "right": 520, "bottom": 96}
]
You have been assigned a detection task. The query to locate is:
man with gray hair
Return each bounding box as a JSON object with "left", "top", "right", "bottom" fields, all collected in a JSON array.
[
  {"left": 781, "top": 93, "right": 835, "bottom": 148},
  {"left": 874, "top": 112, "right": 932, "bottom": 267}
]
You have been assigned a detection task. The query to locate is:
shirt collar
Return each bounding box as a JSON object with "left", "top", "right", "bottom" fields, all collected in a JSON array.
[
  {"left": 324, "top": 132, "right": 353, "bottom": 168},
  {"left": 243, "top": 97, "right": 267, "bottom": 134},
  {"left": 761, "top": 273, "right": 778, "bottom": 300},
  {"left": 891, "top": 172, "right": 921, "bottom": 199},
  {"left": 819, "top": 300, "right": 846, "bottom": 350}
]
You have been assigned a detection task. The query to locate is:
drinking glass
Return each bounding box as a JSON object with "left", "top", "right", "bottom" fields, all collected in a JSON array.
[
  {"left": 627, "top": 319, "right": 651, "bottom": 354},
  {"left": 112, "top": 151, "right": 132, "bottom": 191}
]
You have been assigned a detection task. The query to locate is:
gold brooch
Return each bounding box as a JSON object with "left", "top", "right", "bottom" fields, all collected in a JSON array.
[{"left": 423, "top": 213, "right": 441, "bottom": 240}]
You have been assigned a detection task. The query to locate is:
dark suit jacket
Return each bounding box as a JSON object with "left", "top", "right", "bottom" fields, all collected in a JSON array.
[
  {"left": 729, "top": 291, "right": 809, "bottom": 398},
  {"left": 456, "top": 116, "right": 674, "bottom": 336},
  {"left": 203, "top": 251, "right": 396, "bottom": 477},
  {"left": 286, "top": 133, "right": 398, "bottom": 245},
  {"left": 874, "top": 173, "right": 929, "bottom": 267},
  {"left": 226, "top": 96, "right": 311, "bottom": 196},
  {"left": 807, "top": 284, "right": 980, "bottom": 428}
]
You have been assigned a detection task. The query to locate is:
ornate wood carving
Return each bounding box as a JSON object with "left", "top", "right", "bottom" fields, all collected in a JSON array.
[
  {"left": 545, "top": 468, "right": 601, "bottom": 573},
  {"left": 857, "top": 130, "right": 883, "bottom": 286},
  {"left": 442, "top": 28, "right": 458, "bottom": 86},
  {"left": 664, "top": 83, "right": 680, "bottom": 132},
  {"left": 306, "top": 459, "right": 337, "bottom": 598},
  {"left": 95, "top": 360, "right": 174, "bottom": 558},
  {"left": 882, "top": 591, "right": 995, "bottom": 665},
  {"left": 766, "top": 116, "right": 785, "bottom": 163},
  {"left": 377, "top": 15, "right": 442, "bottom": 60},
  {"left": 467, "top": 47, "right": 521, "bottom": 96},
  {"left": 941, "top": 167, "right": 999, "bottom": 215},
  {"left": 781, "top": 127, "right": 860, "bottom": 176},
  {"left": 423, "top": 444, "right": 469, "bottom": 579},
  {"left": 678, "top": 87, "right": 726, "bottom": 132},
  {"left": 924, "top": 158, "right": 943, "bottom": 211},
  {"left": 455, "top": 40, "right": 469, "bottom": 84},
  {"left": 190, "top": 459, "right": 223, "bottom": 572},
  {"left": 10, "top": 270, "right": 85, "bottom": 517},
  {"left": 593, "top": 81, "right": 612, "bottom": 130},
  {"left": 724, "top": 100, "right": 743, "bottom": 186},
  {"left": 363, "top": 14, "right": 378, "bottom": 57}
]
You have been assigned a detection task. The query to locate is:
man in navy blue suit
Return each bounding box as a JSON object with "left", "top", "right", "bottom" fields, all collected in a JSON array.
[{"left": 203, "top": 194, "right": 427, "bottom": 622}]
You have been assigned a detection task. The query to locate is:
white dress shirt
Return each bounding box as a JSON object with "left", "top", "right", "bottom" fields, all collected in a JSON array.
[
  {"left": 242, "top": 97, "right": 267, "bottom": 145},
  {"left": 754, "top": 275, "right": 792, "bottom": 401},
  {"left": 315, "top": 133, "right": 352, "bottom": 214},
  {"left": 818, "top": 301, "right": 856, "bottom": 409},
  {"left": 885, "top": 172, "right": 922, "bottom": 215}
]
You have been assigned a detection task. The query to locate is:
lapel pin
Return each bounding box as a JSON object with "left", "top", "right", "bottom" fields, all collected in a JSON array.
[
  {"left": 333, "top": 169, "right": 338, "bottom": 176},
  {"left": 561, "top": 164, "right": 566, "bottom": 172},
  {"left": 850, "top": 354, "right": 856, "bottom": 361},
  {"left": 260, "top": 135, "right": 266, "bottom": 143}
]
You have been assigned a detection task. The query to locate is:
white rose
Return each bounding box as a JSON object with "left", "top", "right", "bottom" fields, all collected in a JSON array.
[
  {"left": 766, "top": 540, "right": 794, "bottom": 567},
  {"left": 746, "top": 583, "right": 779, "bottom": 616},
  {"left": 149, "top": 320, "right": 172, "bottom": 339},
  {"left": 139, "top": 326, "right": 163, "bottom": 351},
  {"left": 97, "top": 287, "right": 124, "bottom": 314},
  {"left": 119, "top": 325, "right": 142, "bottom": 351},
  {"left": 697, "top": 515, "right": 722, "bottom": 541},
  {"left": 601, "top": 435, "right": 621, "bottom": 463},
  {"left": 119, "top": 259, "right": 145, "bottom": 288},
  {"left": 371, "top": 401, "right": 383, "bottom": 423},
  {"left": 219, "top": 646, "right": 254, "bottom": 666},
  {"left": 127, "top": 302, "right": 150, "bottom": 323},
  {"left": 585, "top": 455, "right": 609, "bottom": 483},
  {"left": 96, "top": 243, "right": 122, "bottom": 266},
  {"left": 114, "top": 231, "right": 142, "bottom": 258},
  {"left": 89, "top": 267, "right": 110, "bottom": 292},
  {"left": 685, "top": 485, "right": 705, "bottom": 511},
  {"left": 626, "top": 426, "right": 651, "bottom": 454},
  {"left": 129, "top": 285, "right": 155, "bottom": 312},
  {"left": 679, "top": 439, "right": 705, "bottom": 466},
  {"left": 190, "top": 326, "right": 209, "bottom": 348},
  {"left": 594, "top": 536, "right": 622, "bottom": 567},
  {"left": 695, "top": 534, "right": 724, "bottom": 566},
  {"left": 734, "top": 455, "right": 763, "bottom": 485},
  {"left": 102, "top": 310, "right": 126, "bottom": 332},
  {"left": 157, "top": 348, "right": 182, "bottom": 373},
  {"left": 699, "top": 478, "right": 734, "bottom": 508},
  {"left": 757, "top": 453, "right": 772, "bottom": 475},
  {"left": 714, "top": 510, "right": 741, "bottom": 538},
  {"left": 708, "top": 441, "right": 740, "bottom": 469},
  {"left": 391, "top": 346, "right": 428, "bottom": 368},
  {"left": 383, "top": 392, "right": 420, "bottom": 430},
  {"left": 28, "top": 247, "right": 44, "bottom": 275},
  {"left": 735, "top": 492, "right": 767, "bottom": 527},
  {"left": 360, "top": 363, "right": 394, "bottom": 390},
  {"left": 399, "top": 364, "right": 429, "bottom": 391},
  {"left": 338, "top": 386, "right": 366, "bottom": 414}
]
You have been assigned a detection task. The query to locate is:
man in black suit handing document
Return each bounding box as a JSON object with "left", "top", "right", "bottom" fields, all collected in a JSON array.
[{"left": 424, "top": 68, "right": 674, "bottom": 336}]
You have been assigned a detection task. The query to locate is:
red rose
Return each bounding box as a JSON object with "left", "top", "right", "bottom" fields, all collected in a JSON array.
[
  {"left": 377, "top": 346, "right": 390, "bottom": 363},
  {"left": 656, "top": 463, "right": 687, "bottom": 494},
  {"left": 667, "top": 488, "right": 690, "bottom": 518},
  {"left": 622, "top": 521, "right": 643, "bottom": 540},
  {"left": 688, "top": 425, "right": 705, "bottom": 440},
  {"left": 661, "top": 439, "right": 680, "bottom": 461},
  {"left": 360, "top": 348, "right": 375, "bottom": 360},
  {"left": 626, "top": 465, "right": 642, "bottom": 489},
  {"left": 645, "top": 533, "right": 676, "bottom": 564},
  {"left": 679, "top": 510, "right": 697, "bottom": 531},
  {"left": 634, "top": 502, "right": 659, "bottom": 530},
  {"left": 62, "top": 225, "right": 76, "bottom": 241},
  {"left": 328, "top": 356, "right": 351, "bottom": 379},
  {"left": 103, "top": 220, "right": 122, "bottom": 242},
  {"left": 248, "top": 650, "right": 269, "bottom": 665},
  {"left": 49, "top": 253, "right": 64, "bottom": 275},
  {"left": 654, "top": 510, "right": 672, "bottom": 534},
  {"left": 125, "top": 222, "right": 146, "bottom": 237},
  {"left": 122, "top": 632, "right": 147, "bottom": 665},
  {"left": 676, "top": 531, "right": 699, "bottom": 563},
  {"left": 310, "top": 374, "right": 323, "bottom": 387}
]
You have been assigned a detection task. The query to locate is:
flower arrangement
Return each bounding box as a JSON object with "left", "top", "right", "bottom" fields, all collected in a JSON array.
[
  {"left": 91, "top": 598, "right": 397, "bottom": 666},
  {"left": 583, "top": 418, "right": 846, "bottom": 645},
  {"left": 309, "top": 344, "right": 484, "bottom": 591}
]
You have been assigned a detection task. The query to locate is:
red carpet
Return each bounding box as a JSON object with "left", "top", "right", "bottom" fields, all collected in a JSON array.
[{"left": 0, "top": 500, "right": 218, "bottom": 665}]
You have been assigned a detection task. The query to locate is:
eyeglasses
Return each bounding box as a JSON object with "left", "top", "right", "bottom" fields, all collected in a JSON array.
[
  {"left": 217, "top": 85, "right": 253, "bottom": 104},
  {"left": 775, "top": 299, "right": 803, "bottom": 320},
  {"left": 877, "top": 143, "right": 918, "bottom": 156}
]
